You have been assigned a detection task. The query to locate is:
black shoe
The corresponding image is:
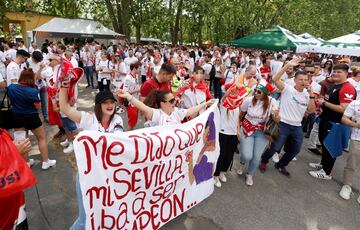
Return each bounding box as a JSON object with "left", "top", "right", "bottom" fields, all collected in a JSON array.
[
  {"left": 304, "top": 133, "right": 310, "bottom": 138},
  {"left": 308, "top": 148, "right": 322, "bottom": 155},
  {"left": 86, "top": 85, "right": 91, "bottom": 88},
  {"left": 274, "top": 163, "right": 290, "bottom": 177}
]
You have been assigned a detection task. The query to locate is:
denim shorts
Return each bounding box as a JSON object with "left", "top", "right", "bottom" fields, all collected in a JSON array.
[{"left": 60, "top": 117, "right": 78, "bottom": 132}]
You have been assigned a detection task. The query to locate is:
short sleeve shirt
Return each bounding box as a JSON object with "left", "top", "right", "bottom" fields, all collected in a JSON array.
[
  {"left": 241, "top": 96, "right": 277, "bottom": 126},
  {"left": 280, "top": 84, "right": 310, "bottom": 126},
  {"left": 151, "top": 108, "right": 188, "bottom": 126},
  {"left": 140, "top": 77, "right": 171, "bottom": 98},
  {"left": 344, "top": 100, "right": 360, "bottom": 141},
  {"left": 78, "top": 112, "right": 124, "bottom": 133},
  {"left": 6, "top": 61, "right": 21, "bottom": 86},
  {"left": 321, "top": 82, "right": 356, "bottom": 122},
  {"left": 7, "top": 84, "right": 40, "bottom": 114}
]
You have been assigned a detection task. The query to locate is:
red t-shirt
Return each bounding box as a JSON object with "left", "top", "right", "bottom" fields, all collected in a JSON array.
[{"left": 140, "top": 77, "right": 171, "bottom": 98}]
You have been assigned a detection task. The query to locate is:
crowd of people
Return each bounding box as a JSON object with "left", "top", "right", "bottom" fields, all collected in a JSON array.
[{"left": 1, "top": 39, "right": 360, "bottom": 229}]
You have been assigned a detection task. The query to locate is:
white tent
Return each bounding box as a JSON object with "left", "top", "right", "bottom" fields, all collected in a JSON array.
[
  {"left": 298, "top": 33, "right": 324, "bottom": 44},
  {"left": 130, "top": 37, "right": 161, "bottom": 43},
  {"left": 33, "top": 17, "right": 125, "bottom": 40},
  {"left": 329, "top": 30, "right": 360, "bottom": 44}
]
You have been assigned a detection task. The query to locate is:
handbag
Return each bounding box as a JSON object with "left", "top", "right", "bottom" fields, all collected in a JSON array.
[
  {"left": 264, "top": 98, "right": 280, "bottom": 142},
  {"left": 0, "top": 89, "right": 14, "bottom": 130}
]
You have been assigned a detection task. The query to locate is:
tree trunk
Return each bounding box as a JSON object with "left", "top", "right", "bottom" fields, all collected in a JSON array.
[
  {"left": 172, "top": 0, "right": 183, "bottom": 45},
  {"left": 105, "top": 0, "right": 121, "bottom": 33},
  {"left": 121, "top": 0, "right": 131, "bottom": 39},
  {"left": 197, "top": 14, "right": 203, "bottom": 47},
  {"left": 136, "top": 24, "right": 141, "bottom": 44}
]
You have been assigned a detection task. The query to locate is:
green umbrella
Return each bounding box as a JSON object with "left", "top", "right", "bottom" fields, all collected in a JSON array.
[{"left": 231, "top": 26, "right": 313, "bottom": 52}]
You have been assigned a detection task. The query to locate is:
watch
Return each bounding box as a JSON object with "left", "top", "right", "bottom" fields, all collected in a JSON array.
[{"left": 309, "top": 96, "right": 315, "bottom": 99}]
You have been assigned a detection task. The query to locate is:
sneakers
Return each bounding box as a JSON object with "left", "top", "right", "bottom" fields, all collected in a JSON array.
[
  {"left": 42, "top": 159, "right": 57, "bottom": 170},
  {"left": 292, "top": 157, "right": 297, "bottom": 161},
  {"left": 63, "top": 143, "right": 74, "bottom": 154},
  {"left": 219, "top": 172, "right": 227, "bottom": 183},
  {"left": 308, "top": 148, "right": 322, "bottom": 155},
  {"left": 339, "top": 185, "right": 352, "bottom": 200},
  {"left": 309, "top": 169, "right": 332, "bottom": 180},
  {"left": 272, "top": 153, "right": 280, "bottom": 163},
  {"left": 237, "top": 163, "right": 245, "bottom": 175},
  {"left": 259, "top": 163, "right": 267, "bottom": 173},
  {"left": 27, "top": 159, "right": 35, "bottom": 168},
  {"left": 274, "top": 163, "right": 290, "bottom": 177},
  {"left": 245, "top": 174, "right": 253, "bottom": 186},
  {"left": 214, "top": 176, "right": 222, "bottom": 188},
  {"left": 60, "top": 139, "right": 70, "bottom": 147},
  {"left": 357, "top": 195, "right": 360, "bottom": 204},
  {"left": 309, "top": 162, "right": 323, "bottom": 170}
]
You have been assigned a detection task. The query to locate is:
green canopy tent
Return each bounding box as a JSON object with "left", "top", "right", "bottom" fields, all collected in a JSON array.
[{"left": 231, "top": 26, "right": 315, "bottom": 52}]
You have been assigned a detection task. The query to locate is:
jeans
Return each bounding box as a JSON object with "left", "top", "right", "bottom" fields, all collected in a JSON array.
[
  {"left": 240, "top": 130, "right": 269, "bottom": 175},
  {"left": 302, "top": 113, "right": 315, "bottom": 136},
  {"left": 84, "top": 66, "right": 94, "bottom": 87},
  {"left": 39, "top": 87, "right": 48, "bottom": 119},
  {"left": 60, "top": 116, "right": 78, "bottom": 133},
  {"left": 70, "top": 174, "right": 86, "bottom": 230},
  {"left": 213, "top": 78, "right": 222, "bottom": 99},
  {"left": 261, "top": 122, "right": 303, "bottom": 168}
]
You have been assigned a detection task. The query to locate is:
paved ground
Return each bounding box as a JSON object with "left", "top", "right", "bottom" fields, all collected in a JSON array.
[{"left": 23, "top": 81, "right": 360, "bottom": 230}]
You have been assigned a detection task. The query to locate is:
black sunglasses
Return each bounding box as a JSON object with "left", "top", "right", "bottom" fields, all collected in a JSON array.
[
  {"left": 254, "top": 89, "right": 263, "bottom": 94},
  {"left": 163, "top": 98, "right": 176, "bottom": 104},
  {"left": 306, "top": 71, "right": 315, "bottom": 74},
  {"left": 48, "top": 59, "right": 53, "bottom": 62}
]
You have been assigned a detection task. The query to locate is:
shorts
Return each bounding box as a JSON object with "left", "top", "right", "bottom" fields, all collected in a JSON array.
[
  {"left": 60, "top": 116, "right": 78, "bottom": 133},
  {"left": 12, "top": 113, "right": 42, "bottom": 130},
  {"left": 127, "top": 105, "right": 139, "bottom": 128}
]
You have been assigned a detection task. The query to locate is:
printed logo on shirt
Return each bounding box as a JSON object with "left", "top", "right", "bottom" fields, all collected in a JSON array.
[
  {"left": 291, "top": 95, "right": 307, "bottom": 107},
  {"left": 344, "top": 93, "right": 354, "bottom": 101}
]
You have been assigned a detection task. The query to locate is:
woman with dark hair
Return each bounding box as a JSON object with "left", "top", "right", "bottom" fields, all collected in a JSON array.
[
  {"left": 7, "top": 69, "right": 56, "bottom": 170},
  {"left": 323, "top": 60, "right": 333, "bottom": 77},
  {"left": 59, "top": 79, "right": 124, "bottom": 230},
  {"left": 237, "top": 80, "right": 279, "bottom": 186},
  {"left": 116, "top": 89, "right": 215, "bottom": 127}
]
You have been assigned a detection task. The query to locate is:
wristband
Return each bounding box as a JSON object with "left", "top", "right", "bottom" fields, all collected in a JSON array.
[{"left": 61, "top": 81, "right": 70, "bottom": 88}]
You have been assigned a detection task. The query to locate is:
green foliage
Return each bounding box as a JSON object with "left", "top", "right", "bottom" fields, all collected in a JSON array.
[{"left": 1, "top": 0, "right": 359, "bottom": 44}]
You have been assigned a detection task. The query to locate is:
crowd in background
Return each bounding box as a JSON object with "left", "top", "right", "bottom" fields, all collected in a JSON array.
[{"left": 1, "top": 39, "right": 360, "bottom": 229}]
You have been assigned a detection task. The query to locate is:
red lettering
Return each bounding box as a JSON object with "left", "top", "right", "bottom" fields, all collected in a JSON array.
[
  {"left": 101, "top": 209, "right": 115, "bottom": 229},
  {"left": 129, "top": 134, "right": 150, "bottom": 164},
  {"left": 131, "top": 168, "right": 142, "bottom": 193},
  {"left": 160, "top": 198, "right": 172, "bottom": 223},
  {"left": 106, "top": 141, "right": 125, "bottom": 168},
  {"left": 163, "top": 136, "right": 175, "bottom": 157},
  {"left": 113, "top": 168, "right": 131, "bottom": 199}
]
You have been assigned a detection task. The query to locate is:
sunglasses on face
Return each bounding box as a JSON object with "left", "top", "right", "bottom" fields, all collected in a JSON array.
[
  {"left": 48, "top": 59, "right": 53, "bottom": 62},
  {"left": 254, "top": 89, "right": 263, "bottom": 94},
  {"left": 306, "top": 71, "right": 315, "bottom": 74},
  {"left": 163, "top": 97, "right": 176, "bottom": 104}
]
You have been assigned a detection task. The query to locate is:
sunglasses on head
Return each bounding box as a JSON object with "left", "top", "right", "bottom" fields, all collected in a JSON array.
[{"left": 163, "top": 97, "right": 176, "bottom": 104}]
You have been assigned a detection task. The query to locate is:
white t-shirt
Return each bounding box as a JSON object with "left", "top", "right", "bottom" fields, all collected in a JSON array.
[
  {"left": 223, "top": 69, "right": 236, "bottom": 85},
  {"left": 344, "top": 100, "right": 360, "bottom": 141},
  {"left": 112, "top": 62, "right": 127, "bottom": 89},
  {"left": 124, "top": 73, "right": 140, "bottom": 99},
  {"left": 81, "top": 51, "right": 94, "bottom": 67},
  {"left": 241, "top": 96, "right": 277, "bottom": 126},
  {"left": 124, "top": 56, "right": 138, "bottom": 73},
  {"left": 219, "top": 103, "right": 240, "bottom": 135},
  {"left": 285, "top": 78, "right": 321, "bottom": 95},
  {"left": 6, "top": 61, "right": 21, "bottom": 86},
  {"left": 348, "top": 78, "right": 360, "bottom": 100},
  {"left": 181, "top": 87, "right": 207, "bottom": 113},
  {"left": 5, "top": 49, "right": 17, "bottom": 61},
  {"left": 202, "top": 62, "right": 213, "bottom": 80},
  {"left": 312, "top": 74, "right": 326, "bottom": 84},
  {"left": 78, "top": 112, "right": 124, "bottom": 133},
  {"left": 279, "top": 84, "right": 310, "bottom": 126},
  {"left": 151, "top": 107, "right": 188, "bottom": 126},
  {"left": 0, "top": 72, "right": 4, "bottom": 82},
  {"left": 270, "top": 60, "right": 283, "bottom": 76},
  {"left": 97, "top": 60, "right": 112, "bottom": 81}
]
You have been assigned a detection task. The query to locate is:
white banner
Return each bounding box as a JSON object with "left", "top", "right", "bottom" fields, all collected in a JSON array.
[{"left": 74, "top": 102, "right": 220, "bottom": 229}]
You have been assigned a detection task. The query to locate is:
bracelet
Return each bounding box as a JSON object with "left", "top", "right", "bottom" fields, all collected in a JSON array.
[{"left": 310, "top": 96, "right": 315, "bottom": 99}]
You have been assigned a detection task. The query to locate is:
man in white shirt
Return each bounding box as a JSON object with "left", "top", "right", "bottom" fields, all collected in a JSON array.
[
  {"left": 124, "top": 61, "right": 141, "bottom": 130},
  {"left": 270, "top": 54, "right": 284, "bottom": 77},
  {"left": 202, "top": 53, "right": 213, "bottom": 87},
  {"left": 6, "top": 49, "right": 30, "bottom": 86},
  {"left": 260, "top": 58, "right": 316, "bottom": 176},
  {"left": 124, "top": 49, "right": 138, "bottom": 73},
  {"left": 81, "top": 45, "right": 95, "bottom": 88},
  {"left": 339, "top": 100, "right": 360, "bottom": 202},
  {"left": 5, "top": 42, "right": 17, "bottom": 62},
  {"left": 312, "top": 63, "right": 326, "bottom": 83},
  {"left": 18, "top": 41, "right": 28, "bottom": 52}
]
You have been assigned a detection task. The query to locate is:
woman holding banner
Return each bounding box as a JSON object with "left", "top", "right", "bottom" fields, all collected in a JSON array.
[
  {"left": 116, "top": 89, "right": 215, "bottom": 127},
  {"left": 59, "top": 77, "right": 125, "bottom": 230}
]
